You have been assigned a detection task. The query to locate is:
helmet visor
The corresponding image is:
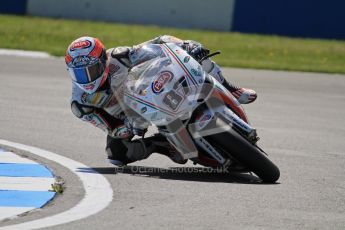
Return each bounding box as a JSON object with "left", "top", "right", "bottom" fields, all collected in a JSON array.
[{"left": 68, "top": 61, "right": 105, "bottom": 84}]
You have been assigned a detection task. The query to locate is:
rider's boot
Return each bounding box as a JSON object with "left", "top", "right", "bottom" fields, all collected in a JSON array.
[
  {"left": 106, "top": 134, "right": 187, "bottom": 166},
  {"left": 222, "top": 81, "right": 257, "bottom": 104},
  {"left": 202, "top": 59, "right": 257, "bottom": 104},
  {"left": 106, "top": 135, "right": 152, "bottom": 166}
]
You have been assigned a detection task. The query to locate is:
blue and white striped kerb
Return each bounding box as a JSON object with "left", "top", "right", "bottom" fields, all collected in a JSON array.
[{"left": 0, "top": 147, "right": 55, "bottom": 220}]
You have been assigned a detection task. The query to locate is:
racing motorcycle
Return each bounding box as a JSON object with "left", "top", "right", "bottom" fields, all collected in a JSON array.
[{"left": 116, "top": 43, "right": 280, "bottom": 183}]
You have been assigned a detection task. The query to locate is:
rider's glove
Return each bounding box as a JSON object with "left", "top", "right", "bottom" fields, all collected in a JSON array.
[{"left": 183, "top": 41, "right": 210, "bottom": 62}]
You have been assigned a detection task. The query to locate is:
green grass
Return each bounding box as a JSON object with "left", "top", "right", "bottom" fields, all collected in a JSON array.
[{"left": 1, "top": 14, "right": 345, "bottom": 73}]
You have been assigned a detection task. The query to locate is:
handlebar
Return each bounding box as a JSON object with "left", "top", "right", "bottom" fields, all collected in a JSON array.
[{"left": 199, "top": 51, "right": 221, "bottom": 63}]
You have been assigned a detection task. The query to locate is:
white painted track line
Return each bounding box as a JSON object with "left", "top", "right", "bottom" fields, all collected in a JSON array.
[{"left": 0, "top": 140, "right": 113, "bottom": 230}]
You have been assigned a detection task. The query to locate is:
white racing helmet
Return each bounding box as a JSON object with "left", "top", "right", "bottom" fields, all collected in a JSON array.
[{"left": 65, "top": 36, "right": 108, "bottom": 94}]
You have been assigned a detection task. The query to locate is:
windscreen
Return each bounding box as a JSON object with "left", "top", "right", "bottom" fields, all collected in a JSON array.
[{"left": 127, "top": 44, "right": 171, "bottom": 94}]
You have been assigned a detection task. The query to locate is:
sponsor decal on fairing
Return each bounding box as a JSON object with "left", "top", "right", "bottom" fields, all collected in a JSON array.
[
  {"left": 140, "top": 107, "right": 147, "bottom": 114},
  {"left": 151, "top": 71, "right": 173, "bottom": 94},
  {"left": 162, "top": 90, "right": 183, "bottom": 111},
  {"left": 183, "top": 56, "right": 190, "bottom": 63},
  {"left": 191, "top": 66, "right": 202, "bottom": 77},
  {"left": 198, "top": 114, "right": 212, "bottom": 128}
]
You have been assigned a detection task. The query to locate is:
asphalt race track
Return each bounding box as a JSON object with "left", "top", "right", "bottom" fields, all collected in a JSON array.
[{"left": 0, "top": 55, "right": 345, "bottom": 229}]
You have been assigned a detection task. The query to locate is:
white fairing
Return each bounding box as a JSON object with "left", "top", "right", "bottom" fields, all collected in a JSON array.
[{"left": 121, "top": 43, "right": 208, "bottom": 126}]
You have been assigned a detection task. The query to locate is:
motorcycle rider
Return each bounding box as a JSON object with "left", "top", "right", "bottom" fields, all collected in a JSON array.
[{"left": 66, "top": 35, "right": 257, "bottom": 166}]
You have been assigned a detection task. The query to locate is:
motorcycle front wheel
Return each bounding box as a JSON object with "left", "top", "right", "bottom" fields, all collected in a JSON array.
[{"left": 198, "top": 115, "right": 280, "bottom": 183}]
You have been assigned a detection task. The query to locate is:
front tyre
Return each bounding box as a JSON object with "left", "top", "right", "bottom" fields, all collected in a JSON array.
[{"left": 197, "top": 115, "right": 280, "bottom": 183}]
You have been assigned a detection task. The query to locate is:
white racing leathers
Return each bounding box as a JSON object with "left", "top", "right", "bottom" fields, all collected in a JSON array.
[{"left": 70, "top": 35, "right": 232, "bottom": 165}]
